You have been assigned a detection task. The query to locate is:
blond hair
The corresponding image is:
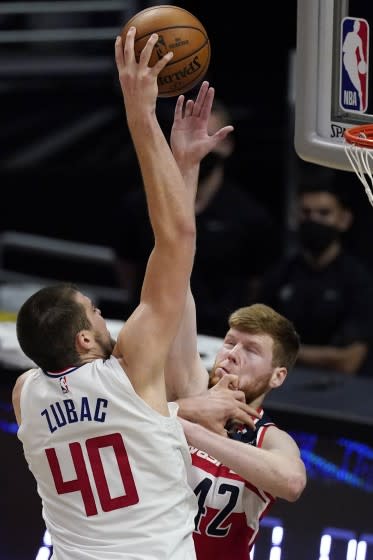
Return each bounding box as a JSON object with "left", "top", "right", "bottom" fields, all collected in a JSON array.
[{"left": 228, "top": 303, "right": 300, "bottom": 370}]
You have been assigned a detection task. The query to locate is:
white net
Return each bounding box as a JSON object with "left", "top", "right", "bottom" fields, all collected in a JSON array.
[{"left": 344, "top": 142, "right": 373, "bottom": 207}]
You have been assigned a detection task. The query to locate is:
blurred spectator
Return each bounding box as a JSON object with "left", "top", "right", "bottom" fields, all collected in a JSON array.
[
  {"left": 258, "top": 181, "right": 373, "bottom": 376},
  {"left": 110, "top": 99, "right": 277, "bottom": 337}
]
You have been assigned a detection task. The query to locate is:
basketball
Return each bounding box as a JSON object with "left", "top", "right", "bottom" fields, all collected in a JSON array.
[
  {"left": 120, "top": 5, "right": 210, "bottom": 98},
  {"left": 358, "top": 60, "right": 367, "bottom": 74}
]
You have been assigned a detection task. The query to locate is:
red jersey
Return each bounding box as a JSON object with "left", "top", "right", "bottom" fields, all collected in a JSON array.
[{"left": 188, "top": 410, "right": 275, "bottom": 560}]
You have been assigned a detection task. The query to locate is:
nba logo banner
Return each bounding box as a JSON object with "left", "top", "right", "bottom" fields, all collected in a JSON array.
[{"left": 340, "top": 17, "right": 369, "bottom": 113}]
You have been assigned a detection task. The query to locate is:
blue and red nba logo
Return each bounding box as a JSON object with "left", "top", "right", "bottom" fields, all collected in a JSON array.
[
  {"left": 340, "top": 17, "right": 369, "bottom": 113},
  {"left": 59, "top": 375, "right": 69, "bottom": 394}
]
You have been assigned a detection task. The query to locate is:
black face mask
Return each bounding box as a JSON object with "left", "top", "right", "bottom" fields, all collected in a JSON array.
[
  {"left": 199, "top": 152, "right": 225, "bottom": 182},
  {"left": 298, "top": 220, "right": 340, "bottom": 257}
]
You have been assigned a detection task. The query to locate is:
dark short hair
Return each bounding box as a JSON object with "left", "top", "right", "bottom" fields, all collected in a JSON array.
[
  {"left": 16, "top": 283, "right": 91, "bottom": 371},
  {"left": 228, "top": 303, "right": 300, "bottom": 370},
  {"left": 297, "top": 164, "right": 352, "bottom": 209},
  {"left": 298, "top": 182, "right": 352, "bottom": 209}
]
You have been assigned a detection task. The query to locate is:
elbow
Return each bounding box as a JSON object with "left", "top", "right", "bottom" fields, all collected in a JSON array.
[
  {"left": 284, "top": 470, "right": 307, "bottom": 502},
  {"left": 180, "top": 220, "right": 196, "bottom": 240},
  {"left": 337, "top": 343, "right": 367, "bottom": 375},
  {"left": 175, "top": 223, "right": 196, "bottom": 251},
  {"left": 167, "top": 218, "right": 196, "bottom": 243},
  {"left": 160, "top": 224, "right": 196, "bottom": 260},
  {"left": 174, "top": 210, "right": 196, "bottom": 238},
  {"left": 338, "top": 362, "right": 358, "bottom": 375},
  {"left": 156, "top": 208, "right": 196, "bottom": 246}
]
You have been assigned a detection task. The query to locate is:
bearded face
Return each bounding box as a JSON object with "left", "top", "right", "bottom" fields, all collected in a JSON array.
[
  {"left": 209, "top": 363, "right": 274, "bottom": 403},
  {"left": 209, "top": 329, "right": 278, "bottom": 403}
]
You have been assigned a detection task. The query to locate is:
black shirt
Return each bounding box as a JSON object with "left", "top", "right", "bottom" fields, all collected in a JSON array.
[
  {"left": 112, "top": 180, "right": 276, "bottom": 337},
  {"left": 258, "top": 251, "right": 373, "bottom": 376}
]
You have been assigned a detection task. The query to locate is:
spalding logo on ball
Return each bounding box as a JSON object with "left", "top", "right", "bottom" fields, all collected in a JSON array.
[{"left": 120, "top": 5, "right": 211, "bottom": 98}]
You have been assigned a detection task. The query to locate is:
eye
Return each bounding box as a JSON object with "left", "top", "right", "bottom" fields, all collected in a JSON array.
[
  {"left": 319, "top": 208, "right": 332, "bottom": 217},
  {"left": 244, "top": 344, "right": 261, "bottom": 355}
]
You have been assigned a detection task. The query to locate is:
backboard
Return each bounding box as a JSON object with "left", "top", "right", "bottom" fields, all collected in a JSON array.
[{"left": 295, "top": 0, "right": 373, "bottom": 172}]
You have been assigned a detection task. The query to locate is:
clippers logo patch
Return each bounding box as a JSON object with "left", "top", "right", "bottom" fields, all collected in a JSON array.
[
  {"left": 340, "top": 17, "right": 369, "bottom": 113},
  {"left": 59, "top": 375, "right": 69, "bottom": 394}
]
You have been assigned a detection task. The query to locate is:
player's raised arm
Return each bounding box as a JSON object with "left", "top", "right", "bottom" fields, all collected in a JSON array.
[
  {"left": 113, "top": 29, "right": 196, "bottom": 405},
  {"left": 165, "top": 84, "right": 234, "bottom": 400}
]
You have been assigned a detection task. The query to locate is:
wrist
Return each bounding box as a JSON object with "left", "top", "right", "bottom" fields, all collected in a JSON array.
[
  {"left": 177, "top": 395, "right": 203, "bottom": 422},
  {"left": 126, "top": 111, "right": 158, "bottom": 134}
]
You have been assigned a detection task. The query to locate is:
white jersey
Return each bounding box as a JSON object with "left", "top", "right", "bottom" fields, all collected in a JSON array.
[{"left": 18, "top": 356, "right": 197, "bottom": 560}]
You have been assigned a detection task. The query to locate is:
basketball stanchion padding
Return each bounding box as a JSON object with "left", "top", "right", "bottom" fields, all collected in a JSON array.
[{"left": 344, "top": 124, "right": 373, "bottom": 207}]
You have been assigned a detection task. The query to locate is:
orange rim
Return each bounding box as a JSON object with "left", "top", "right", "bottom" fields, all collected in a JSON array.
[{"left": 344, "top": 124, "right": 373, "bottom": 148}]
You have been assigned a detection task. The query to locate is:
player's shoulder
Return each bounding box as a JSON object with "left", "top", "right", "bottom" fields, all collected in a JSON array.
[
  {"left": 12, "top": 369, "right": 37, "bottom": 425},
  {"left": 261, "top": 422, "right": 301, "bottom": 452},
  {"left": 12, "top": 368, "right": 37, "bottom": 395}
]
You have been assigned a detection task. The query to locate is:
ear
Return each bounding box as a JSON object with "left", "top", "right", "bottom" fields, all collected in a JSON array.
[
  {"left": 76, "top": 330, "right": 94, "bottom": 352},
  {"left": 270, "top": 367, "right": 287, "bottom": 389},
  {"left": 339, "top": 208, "right": 353, "bottom": 232}
]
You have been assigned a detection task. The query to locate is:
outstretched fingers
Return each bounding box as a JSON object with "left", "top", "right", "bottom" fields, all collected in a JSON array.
[
  {"left": 212, "top": 125, "right": 235, "bottom": 144},
  {"left": 192, "top": 81, "right": 211, "bottom": 117},
  {"left": 196, "top": 82, "right": 215, "bottom": 119},
  {"left": 114, "top": 35, "right": 124, "bottom": 72},
  {"left": 145, "top": 34, "right": 174, "bottom": 74},
  {"left": 176, "top": 81, "right": 212, "bottom": 122},
  {"left": 184, "top": 98, "right": 194, "bottom": 118},
  {"left": 123, "top": 26, "right": 136, "bottom": 64},
  {"left": 173, "top": 94, "right": 185, "bottom": 124},
  {"left": 118, "top": 27, "right": 173, "bottom": 76},
  {"left": 115, "top": 27, "right": 137, "bottom": 76}
]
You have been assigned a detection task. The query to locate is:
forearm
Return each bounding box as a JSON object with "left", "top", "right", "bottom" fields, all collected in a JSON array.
[
  {"left": 128, "top": 112, "right": 195, "bottom": 239},
  {"left": 179, "top": 164, "right": 200, "bottom": 203},
  {"left": 184, "top": 421, "right": 305, "bottom": 501},
  {"left": 297, "top": 345, "right": 340, "bottom": 369},
  {"left": 297, "top": 343, "right": 367, "bottom": 374},
  {"left": 177, "top": 390, "right": 211, "bottom": 421},
  {"left": 167, "top": 356, "right": 208, "bottom": 401},
  {"left": 166, "top": 286, "right": 207, "bottom": 400}
]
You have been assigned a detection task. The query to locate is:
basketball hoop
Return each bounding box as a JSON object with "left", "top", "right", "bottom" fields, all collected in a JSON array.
[{"left": 344, "top": 124, "right": 373, "bottom": 207}]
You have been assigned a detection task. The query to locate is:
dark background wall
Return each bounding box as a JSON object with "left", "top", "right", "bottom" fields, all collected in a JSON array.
[
  {"left": 2, "top": 0, "right": 373, "bottom": 272},
  {"left": 0, "top": 0, "right": 297, "bottom": 249}
]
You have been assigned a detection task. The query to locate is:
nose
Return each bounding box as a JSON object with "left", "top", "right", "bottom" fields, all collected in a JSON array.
[{"left": 227, "top": 344, "right": 240, "bottom": 363}]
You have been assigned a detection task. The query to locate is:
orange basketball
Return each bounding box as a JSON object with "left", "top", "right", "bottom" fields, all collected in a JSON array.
[{"left": 120, "top": 5, "right": 210, "bottom": 98}]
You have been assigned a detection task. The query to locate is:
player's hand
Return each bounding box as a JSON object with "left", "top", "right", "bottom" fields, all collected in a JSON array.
[
  {"left": 115, "top": 28, "right": 173, "bottom": 114},
  {"left": 170, "top": 81, "right": 234, "bottom": 173},
  {"left": 178, "top": 374, "right": 259, "bottom": 437},
  {"left": 209, "top": 374, "right": 260, "bottom": 431}
]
